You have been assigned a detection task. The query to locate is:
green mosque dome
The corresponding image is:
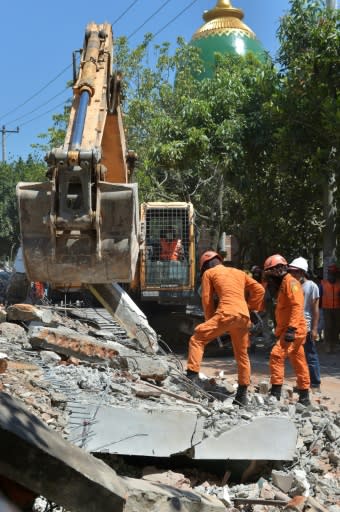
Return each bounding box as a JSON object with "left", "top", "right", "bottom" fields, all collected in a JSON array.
[{"left": 191, "top": 0, "right": 266, "bottom": 77}]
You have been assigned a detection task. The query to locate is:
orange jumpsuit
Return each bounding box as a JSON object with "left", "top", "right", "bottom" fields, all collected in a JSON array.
[
  {"left": 270, "top": 273, "right": 310, "bottom": 390},
  {"left": 187, "top": 265, "right": 265, "bottom": 386},
  {"left": 160, "top": 239, "right": 182, "bottom": 261}
]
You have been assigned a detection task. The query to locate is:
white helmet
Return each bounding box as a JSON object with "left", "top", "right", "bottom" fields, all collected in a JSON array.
[{"left": 289, "top": 257, "right": 308, "bottom": 273}]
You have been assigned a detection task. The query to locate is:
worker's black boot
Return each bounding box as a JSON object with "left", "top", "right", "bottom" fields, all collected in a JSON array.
[
  {"left": 232, "top": 385, "right": 248, "bottom": 407},
  {"left": 186, "top": 370, "right": 204, "bottom": 387},
  {"left": 270, "top": 384, "right": 282, "bottom": 400},
  {"left": 298, "top": 389, "right": 311, "bottom": 406}
]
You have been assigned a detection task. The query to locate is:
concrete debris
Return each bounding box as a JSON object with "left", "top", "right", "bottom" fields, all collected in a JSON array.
[
  {"left": 29, "top": 325, "right": 169, "bottom": 381},
  {"left": 7, "top": 304, "right": 53, "bottom": 324},
  {"left": 0, "top": 299, "right": 339, "bottom": 511},
  {"left": 0, "top": 392, "right": 127, "bottom": 512},
  {"left": 0, "top": 393, "right": 224, "bottom": 512}
]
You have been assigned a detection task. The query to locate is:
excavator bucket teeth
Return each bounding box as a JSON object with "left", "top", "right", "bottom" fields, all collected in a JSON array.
[{"left": 17, "top": 181, "right": 139, "bottom": 287}]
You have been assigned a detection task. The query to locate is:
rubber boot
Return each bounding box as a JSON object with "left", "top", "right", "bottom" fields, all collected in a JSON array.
[
  {"left": 298, "top": 389, "right": 311, "bottom": 406},
  {"left": 232, "top": 385, "right": 248, "bottom": 407},
  {"left": 270, "top": 384, "right": 282, "bottom": 400},
  {"left": 186, "top": 370, "right": 204, "bottom": 388}
]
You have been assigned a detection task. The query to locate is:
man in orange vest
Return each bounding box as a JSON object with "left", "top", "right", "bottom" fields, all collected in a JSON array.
[
  {"left": 186, "top": 251, "right": 265, "bottom": 406},
  {"left": 264, "top": 254, "right": 311, "bottom": 406},
  {"left": 159, "top": 227, "right": 184, "bottom": 261},
  {"left": 320, "top": 264, "right": 340, "bottom": 353}
]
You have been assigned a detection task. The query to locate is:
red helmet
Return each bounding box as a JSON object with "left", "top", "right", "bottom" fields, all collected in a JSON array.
[
  {"left": 199, "top": 251, "right": 222, "bottom": 270},
  {"left": 264, "top": 254, "right": 288, "bottom": 271}
]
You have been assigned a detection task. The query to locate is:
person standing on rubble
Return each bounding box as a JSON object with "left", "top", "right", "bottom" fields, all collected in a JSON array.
[
  {"left": 264, "top": 254, "right": 311, "bottom": 406},
  {"left": 186, "top": 251, "right": 265, "bottom": 406},
  {"left": 288, "top": 257, "right": 321, "bottom": 391}
]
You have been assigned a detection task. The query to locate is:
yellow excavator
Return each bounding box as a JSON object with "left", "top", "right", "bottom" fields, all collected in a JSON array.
[{"left": 17, "top": 23, "right": 196, "bottom": 349}]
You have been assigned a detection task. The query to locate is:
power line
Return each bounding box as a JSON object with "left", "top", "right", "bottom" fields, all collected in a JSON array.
[
  {"left": 127, "top": 0, "right": 172, "bottom": 40},
  {"left": 153, "top": 0, "right": 200, "bottom": 39},
  {"left": 6, "top": 86, "right": 71, "bottom": 127},
  {"left": 19, "top": 98, "right": 71, "bottom": 129},
  {"left": 112, "top": 0, "right": 140, "bottom": 26},
  {"left": 0, "top": 63, "right": 72, "bottom": 122}
]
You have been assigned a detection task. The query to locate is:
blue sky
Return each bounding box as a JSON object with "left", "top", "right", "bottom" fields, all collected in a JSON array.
[{"left": 1, "top": 0, "right": 290, "bottom": 161}]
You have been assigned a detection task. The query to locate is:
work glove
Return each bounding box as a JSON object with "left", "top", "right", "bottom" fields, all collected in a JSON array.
[
  {"left": 284, "top": 326, "right": 296, "bottom": 342},
  {"left": 249, "top": 311, "right": 263, "bottom": 335}
]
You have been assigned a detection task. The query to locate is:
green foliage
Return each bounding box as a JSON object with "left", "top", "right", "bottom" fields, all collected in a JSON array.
[
  {"left": 31, "top": 102, "right": 71, "bottom": 153},
  {"left": 274, "top": 0, "right": 340, "bottom": 261},
  {"left": 0, "top": 156, "right": 46, "bottom": 256}
]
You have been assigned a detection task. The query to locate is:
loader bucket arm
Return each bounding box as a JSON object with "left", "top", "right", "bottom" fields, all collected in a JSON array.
[{"left": 17, "top": 23, "right": 139, "bottom": 288}]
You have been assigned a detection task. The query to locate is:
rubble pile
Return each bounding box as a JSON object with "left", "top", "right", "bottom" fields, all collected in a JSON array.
[{"left": 0, "top": 302, "right": 339, "bottom": 511}]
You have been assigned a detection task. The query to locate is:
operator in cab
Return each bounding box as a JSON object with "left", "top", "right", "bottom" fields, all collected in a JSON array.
[{"left": 159, "top": 227, "right": 184, "bottom": 261}]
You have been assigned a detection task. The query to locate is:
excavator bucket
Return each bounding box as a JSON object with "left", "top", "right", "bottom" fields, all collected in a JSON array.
[
  {"left": 17, "top": 180, "right": 139, "bottom": 287},
  {"left": 16, "top": 23, "right": 141, "bottom": 289}
]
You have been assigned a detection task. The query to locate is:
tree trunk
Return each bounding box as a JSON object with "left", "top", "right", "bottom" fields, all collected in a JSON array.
[{"left": 322, "top": 171, "right": 337, "bottom": 277}]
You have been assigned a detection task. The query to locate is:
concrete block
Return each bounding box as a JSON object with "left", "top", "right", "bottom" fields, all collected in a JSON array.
[
  {"left": 194, "top": 417, "right": 297, "bottom": 461},
  {"left": 0, "top": 393, "right": 127, "bottom": 512},
  {"left": 272, "top": 470, "right": 294, "bottom": 493},
  {"left": 83, "top": 405, "right": 204, "bottom": 457},
  {"left": 7, "top": 304, "right": 52, "bottom": 324},
  {"left": 29, "top": 326, "right": 169, "bottom": 381}
]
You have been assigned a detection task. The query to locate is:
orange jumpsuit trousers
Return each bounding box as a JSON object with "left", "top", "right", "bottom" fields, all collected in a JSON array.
[
  {"left": 270, "top": 273, "right": 310, "bottom": 390},
  {"left": 270, "top": 336, "right": 310, "bottom": 390},
  {"left": 187, "top": 311, "right": 251, "bottom": 386}
]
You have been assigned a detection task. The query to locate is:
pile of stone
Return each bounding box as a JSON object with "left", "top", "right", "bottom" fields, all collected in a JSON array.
[{"left": 0, "top": 303, "right": 339, "bottom": 512}]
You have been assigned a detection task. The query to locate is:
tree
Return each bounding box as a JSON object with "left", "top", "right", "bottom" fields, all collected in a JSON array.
[
  {"left": 275, "top": 0, "right": 340, "bottom": 268},
  {"left": 118, "top": 38, "right": 287, "bottom": 264},
  {"left": 0, "top": 156, "right": 46, "bottom": 258}
]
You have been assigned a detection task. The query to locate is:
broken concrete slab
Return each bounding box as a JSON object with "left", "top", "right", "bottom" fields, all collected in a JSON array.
[
  {"left": 0, "top": 394, "right": 226, "bottom": 512},
  {"left": 89, "top": 283, "right": 159, "bottom": 354},
  {"left": 7, "top": 304, "right": 53, "bottom": 324},
  {"left": 0, "top": 393, "right": 127, "bottom": 512},
  {"left": 82, "top": 405, "right": 205, "bottom": 456},
  {"left": 72, "top": 404, "right": 297, "bottom": 462},
  {"left": 29, "top": 325, "right": 169, "bottom": 381},
  {"left": 194, "top": 417, "right": 297, "bottom": 461}
]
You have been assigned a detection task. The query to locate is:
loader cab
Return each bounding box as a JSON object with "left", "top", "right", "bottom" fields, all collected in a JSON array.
[{"left": 139, "top": 202, "right": 196, "bottom": 304}]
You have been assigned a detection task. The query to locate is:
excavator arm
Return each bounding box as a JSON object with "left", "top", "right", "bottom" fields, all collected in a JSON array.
[{"left": 17, "top": 23, "right": 139, "bottom": 288}]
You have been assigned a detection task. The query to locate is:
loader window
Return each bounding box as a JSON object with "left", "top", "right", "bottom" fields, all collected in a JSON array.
[{"left": 144, "top": 208, "right": 191, "bottom": 287}]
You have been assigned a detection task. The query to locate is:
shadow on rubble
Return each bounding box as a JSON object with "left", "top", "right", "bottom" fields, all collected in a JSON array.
[
  {"left": 0, "top": 392, "right": 49, "bottom": 451},
  {"left": 96, "top": 453, "right": 273, "bottom": 487}
]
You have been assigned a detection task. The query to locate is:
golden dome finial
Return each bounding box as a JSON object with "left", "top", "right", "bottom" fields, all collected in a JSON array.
[
  {"left": 193, "top": 0, "right": 255, "bottom": 40},
  {"left": 203, "top": 0, "right": 244, "bottom": 23}
]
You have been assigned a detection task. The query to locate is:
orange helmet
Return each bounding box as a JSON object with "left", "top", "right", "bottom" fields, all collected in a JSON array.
[
  {"left": 264, "top": 254, "right": 288, "bottom": 271},
  {"left": 199, "top": 251, "right": 222, "bottom": 270}
]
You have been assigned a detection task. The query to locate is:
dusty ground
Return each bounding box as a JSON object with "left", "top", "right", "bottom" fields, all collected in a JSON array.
[{"left": 178, "top": 342, "right": 340, "bottom": 411}]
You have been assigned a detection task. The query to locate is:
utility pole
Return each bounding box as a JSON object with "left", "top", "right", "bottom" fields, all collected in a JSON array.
[
  {"left": 1, "top": 125, "right": 19, "bottom": 163},
  {"left": 326, "top": 0, "right": 337, "bottom": 8}
]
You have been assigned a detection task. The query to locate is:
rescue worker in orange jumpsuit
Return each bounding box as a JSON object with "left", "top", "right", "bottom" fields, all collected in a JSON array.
[
  {"left": 264, "top": 254, "right": 311, "bottom": 406},
  {"left": 186, "top": 251, "right": 265, "bottom": 406}
]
